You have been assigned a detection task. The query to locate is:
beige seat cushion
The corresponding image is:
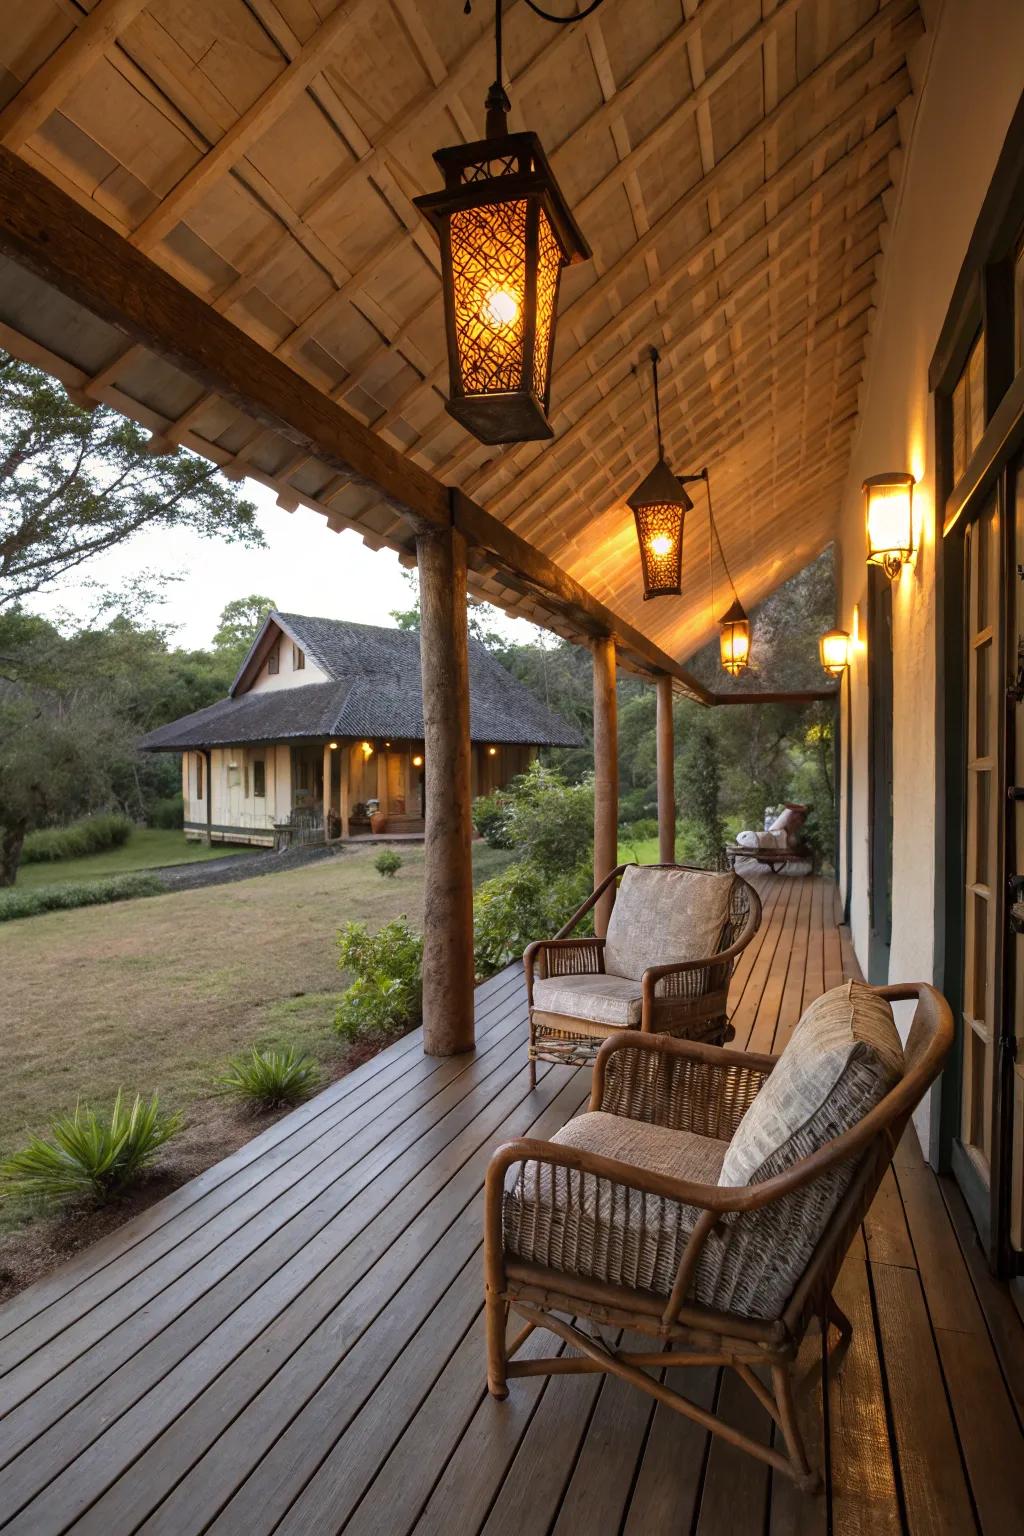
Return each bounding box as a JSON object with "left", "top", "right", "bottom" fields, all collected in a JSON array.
[
  {"left": 604, "top": 865, "right": 734, "bottom": 981},
  {"left": 503, "top": 1110, "right": 729, "bottom": 1295},
  {"left": 532, "top": 973, "right": 643, "bottom": 1028}
]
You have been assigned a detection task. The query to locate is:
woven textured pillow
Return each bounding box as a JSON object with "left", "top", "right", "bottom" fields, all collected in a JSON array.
[
  {"left": 603, "top": 865, "right": 734, "bottom": 982},
  {"left": 699, "top": 979, "right": 904, "bottom": 1319},
  {"left": 720, "top": 979, "right": 903, "bottom": 1188}
]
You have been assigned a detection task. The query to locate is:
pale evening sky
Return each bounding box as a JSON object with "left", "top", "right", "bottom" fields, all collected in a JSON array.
[{"left": 27, "top": 479, "right": 538, "bottom": 651}]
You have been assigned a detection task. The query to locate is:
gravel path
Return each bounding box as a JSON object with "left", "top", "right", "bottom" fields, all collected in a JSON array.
[{"left": 152, "top": 843, "right": 337, "bottom": 893}]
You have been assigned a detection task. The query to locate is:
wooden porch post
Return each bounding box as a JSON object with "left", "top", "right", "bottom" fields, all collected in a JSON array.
[
  {"left": 203, "top": 749, "right": 213, "bottom": 847},
  {"left": 417, "top": 522, "right": 475, "bottom": 1055},
  {"left": 592, "top": 634, "right": 618, "bottom": 937},
  {"left": 656, "top": 673, "right": 675, "bottom": 864},
  {"left": 322, "top": 743, "right": 332, "bottom": 842},
  {"left": 340, "top": 744, "right": 350, "bottom": 840}
]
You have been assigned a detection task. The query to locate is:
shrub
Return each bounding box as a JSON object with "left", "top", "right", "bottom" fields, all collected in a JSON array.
[
  {"left": 472, "top": 790, "right": 512, "bottom": 848},
  {"left": 149, "top": 795, "right": 184, "bottom": 829},
  {"left": 473, "top": 859, "right": 592, "bottom": 978},
  {"left": 0, "top": 1091, "right": 182, "bottom": 1208},
  {"left": 335, "top": 917, "right": 423, "bottom": 1042},
  {"left": 499, "top": 762, "right": 593, "bottom": 876},
  {"left": 374, "top": 849, "right": 403, "bottom": 879},
  {"left": 215, "top": 1045, "right": 320, "bottom": 1111},
  {"left": 21, "top": 812, "right": 133, "bottom": 864},
  {"left": 0, "top": 872, "right": 164, "bottom": 923}
]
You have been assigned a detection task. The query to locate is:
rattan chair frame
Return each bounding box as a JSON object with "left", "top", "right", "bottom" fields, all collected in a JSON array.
[
  {"left": 524, "top": 862, "right": 762, "bottom": 1086},
  {"left": 483, "top": 982, "right": 954, "bottom": 1493}
]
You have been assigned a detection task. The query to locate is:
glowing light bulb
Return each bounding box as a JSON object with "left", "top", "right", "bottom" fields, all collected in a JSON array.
[
  {"left": 480, "top": 287, "right": 519, "bottom": 329},
  {"left": 648, "top": 534, "right": 674, "bottom": 557}
]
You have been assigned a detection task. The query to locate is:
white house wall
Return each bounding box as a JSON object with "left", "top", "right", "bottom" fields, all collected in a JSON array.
[
  {"left": 247, "top": 641, "right": 329, "bottom": 692},
  {"left": 182, "top": 745, "right": 290, "bottom": 845},
  {"left": 834, "top": 0, "right": 1024, "bottom": 1153}
]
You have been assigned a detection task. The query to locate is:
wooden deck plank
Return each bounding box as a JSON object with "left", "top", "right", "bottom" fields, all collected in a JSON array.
[{"left": 0, "top": 884, "right": 1020, "bottom": 1536}]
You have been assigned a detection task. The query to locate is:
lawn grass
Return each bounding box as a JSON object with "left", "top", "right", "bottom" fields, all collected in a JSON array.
[
  {"left": 617, "top": 834, "right": 664, "bottom": 865},
  {"left": 14, "top": 828, "right": 254, "bottom": 891},
  {"left": 0, "top": 842, "right": 513, "bottom": 1180}
]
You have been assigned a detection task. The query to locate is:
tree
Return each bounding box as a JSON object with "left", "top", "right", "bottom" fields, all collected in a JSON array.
[
  {"left": 0, "top": 354, "right": 264, "bottom": 609},
  {"left": 212, "top": 594, "right": 277, "bottom": 665}
]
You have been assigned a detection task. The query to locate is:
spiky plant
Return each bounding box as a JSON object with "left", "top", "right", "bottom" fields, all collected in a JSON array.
[
  {"left": 0, "top": 1091, "right": 183, "bottom": 1207},
  {"left": 215, "top": 1045, "right": 320, "bottom": 1112}
]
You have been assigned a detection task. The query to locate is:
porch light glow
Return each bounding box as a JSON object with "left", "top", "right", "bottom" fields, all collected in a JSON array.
[
  {"left": 629, "top": 348, "right": 691, "bottom": 600},
  {"left": 413, "top": 17, "right": 589, "bottom": 444},
  {"left": 820, "top": 629, "right": 851, "bottom": 677},
  {"left": 719, "top": 599, "right": 751, "bottom": 676},
  {"left": 361, "top": 741, "right": 374, "bottom": 758},
  {"left": 412, "top": 753, "right": 424, "bottom": 767},
  {"left": 329, "top": 741, "right": 338, "bottom": 750},
  {"left": 487, "top": 745, "right": 498, "bottom": 756},
  {"left": 865, "top": 472, "right": 915, "bottom": 579}
]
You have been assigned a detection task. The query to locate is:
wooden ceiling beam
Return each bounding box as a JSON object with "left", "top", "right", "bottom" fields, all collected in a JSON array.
[
  {"left": 0, "top": 0, "right": 151, "bottom": 153},
  {"left": 0, "top": 144, "right": 712, "bottom": 700}
]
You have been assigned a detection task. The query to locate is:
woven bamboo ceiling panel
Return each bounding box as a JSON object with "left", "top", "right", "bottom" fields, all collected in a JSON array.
[{"left": 0, "top": 0, "right": 927, "bottom": 661}]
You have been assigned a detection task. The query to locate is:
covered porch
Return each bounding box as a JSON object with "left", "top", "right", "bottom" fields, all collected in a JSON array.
[{"left": 0, "top": 877, "right": 1019, "bottom": 1534}]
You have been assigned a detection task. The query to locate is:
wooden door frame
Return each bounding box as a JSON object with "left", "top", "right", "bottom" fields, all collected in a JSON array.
[
  {"left": 867, "top": 566, "right": 894, "bottom": 984},
  {"left": 930, "top": 86, "right": 1024, "bottom": 1270}
]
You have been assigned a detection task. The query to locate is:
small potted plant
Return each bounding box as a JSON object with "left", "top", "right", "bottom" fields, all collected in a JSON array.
[{"left": 367, "top": 797, "right": 387, "bottom": 834}]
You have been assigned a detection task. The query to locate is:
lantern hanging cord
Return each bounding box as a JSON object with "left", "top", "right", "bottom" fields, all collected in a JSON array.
[
  {"left": 705, "top": 473, "right": 742, "bottom": 609},
  {"left": 649, "top": 346, "right": 664, "bottom": 459},
  {"left": 469, "top": 2, "right": 611, "bottom": 99}
]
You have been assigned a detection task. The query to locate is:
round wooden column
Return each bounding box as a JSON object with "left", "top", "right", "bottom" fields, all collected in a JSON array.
[
  {"left": 416, "top": 524, "right": 476, "bottom": 1055},
  {"left": 592, "top": 634, "right": 618, "bottom": 937},
  {"left": 656, "top": 673, "right": 675, "bottom": 864}
]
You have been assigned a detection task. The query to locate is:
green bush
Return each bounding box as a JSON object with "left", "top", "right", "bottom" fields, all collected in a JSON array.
[
  {"left": 374, "top": 849, "right": 403, "bottom": 879},
  {"left": 619, "top": 816, "right": 658, "bottom": 842},
  {"left": 473, "top": 859, "right": 592, "bottom": 978},
  {"left": 0, "top": 872, "right": 164, "bottom": 923},
  {"left": 149, "top": 795, "right": 184, "bottom": 829},
  {"left": 21, "top": 812, "right": 133, "bottom": 864},
  {"left": 335, "top": 917, "right": 424, "bottom": 1043},
  {"left": 472, "top": 790, "right": 512, "bottom": 848},
  {"left": 499, "top": 762, "right": 593, "bottom": 876},
  {"left": 215, "top": 1045, "right": 320, "bottom": 1111},
  {"left": 0, "top": 1091, "right": 183, "bottom": 1207}
]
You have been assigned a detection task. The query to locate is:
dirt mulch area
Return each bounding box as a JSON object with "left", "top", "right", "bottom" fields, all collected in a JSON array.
[{"left": 0, "top": 1028, "right": 404, "bottom": 1307}]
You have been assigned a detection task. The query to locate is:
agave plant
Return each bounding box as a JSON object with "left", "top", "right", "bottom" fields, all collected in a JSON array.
[
  {"left": 215, "top": 1045, "right": 320, "bottom": 1111},
  {"left": 0, "top": 1091, "right": 183, "bottom": 1207}
]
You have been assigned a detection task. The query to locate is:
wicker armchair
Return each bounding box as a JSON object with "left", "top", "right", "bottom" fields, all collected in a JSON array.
[
  {"left": 484, "top": 981, "right": 953, "bottom": 1492},
  {"left": 524, "top": 863, "right": 761, "bottom": 1086}
]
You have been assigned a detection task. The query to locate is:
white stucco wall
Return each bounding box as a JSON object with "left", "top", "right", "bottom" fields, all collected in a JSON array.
[
  {"left": 182, "top": 745, "right": 288, "bottom": 843},
  {"left": 247, "top": 642, "right": 328, "bottom": 692},
  {"left": 835, "top": 0, "right": 1024, "bottom": 1151}
]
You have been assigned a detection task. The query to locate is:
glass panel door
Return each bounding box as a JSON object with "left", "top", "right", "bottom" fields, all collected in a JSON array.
[{"left": 960, "top": 497, "right": 1001, "bottom": 1196}]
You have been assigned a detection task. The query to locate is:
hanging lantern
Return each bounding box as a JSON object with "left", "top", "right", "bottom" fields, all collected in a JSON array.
[
  {"left": 719, "top": 599, "right": 750, "bottom": 676},
  {"left": 414, "top": 26, "right": 589, "bottom": 448},
  {"left": 865, "top": 472, "right": 915, "bottom": 578},
  {"left": 819, "top": 629, "right": 851, "bottom": 677},
  {"left": 629, "top": 347, "right": 692, "bottom": 599}
]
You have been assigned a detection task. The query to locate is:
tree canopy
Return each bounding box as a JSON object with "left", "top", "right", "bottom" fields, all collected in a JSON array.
[{"left": 0, "top": 354, "right": 263, "bottom": 610}]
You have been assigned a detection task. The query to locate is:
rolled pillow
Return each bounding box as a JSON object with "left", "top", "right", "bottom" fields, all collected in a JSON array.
[{"left": 735, "top": 829, "right": 761, "bottom": 849}]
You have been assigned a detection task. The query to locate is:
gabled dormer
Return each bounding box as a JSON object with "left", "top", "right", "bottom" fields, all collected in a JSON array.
[{"left": 231, "top": 612, "right": 330, "bottom": 696}]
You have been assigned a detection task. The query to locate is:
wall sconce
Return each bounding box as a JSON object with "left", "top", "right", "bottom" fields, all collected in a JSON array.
[
  {"left": 412, "top": 753, "right": 424, "bottom": 768},
  {"left": 487, "top": 745, "right": 498, "bottom": 757},
  {"left": 819, "top": 629, "right": 851, "bottom": 677},
  {"left": 361, "top": 741, "right": 374, "bottom": 758},
  {"left": 328, "top": 741, "right": 338, "bottom": 750},
  {"left": 865, "top": 472, "right": 915, "bottom": 579},
  {"left": 718, "top": 598, "right": 750, "bottom": 677},
  {"left": 413, "top": 6, "right": 589, "bottom": 444}
]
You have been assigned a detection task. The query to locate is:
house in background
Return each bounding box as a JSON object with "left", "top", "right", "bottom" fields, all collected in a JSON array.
[{"left": 140, "top": 612, "right": 582, "bottom": 845}]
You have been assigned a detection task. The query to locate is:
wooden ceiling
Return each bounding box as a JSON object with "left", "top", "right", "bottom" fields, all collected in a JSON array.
[{"left": 0, "top": 0, "right": 927, "bottom": 666}]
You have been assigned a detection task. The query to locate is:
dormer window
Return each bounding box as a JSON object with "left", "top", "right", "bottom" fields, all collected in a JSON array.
[
  {"left": 267, "top": 643, "right": 280, "bottom": 676},
  {"left": 293, "top": 644, "right": 305, "bottom": 671}
]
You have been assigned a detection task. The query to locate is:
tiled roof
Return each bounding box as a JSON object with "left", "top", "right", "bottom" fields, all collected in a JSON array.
[{"left": 140, "top": 614, "right": 583, "bottom": 751}]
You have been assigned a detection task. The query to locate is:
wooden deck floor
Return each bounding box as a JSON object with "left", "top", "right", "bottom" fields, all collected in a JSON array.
[{"left": 0, "top": 875, "right": 1021, "bottom": 1535}]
